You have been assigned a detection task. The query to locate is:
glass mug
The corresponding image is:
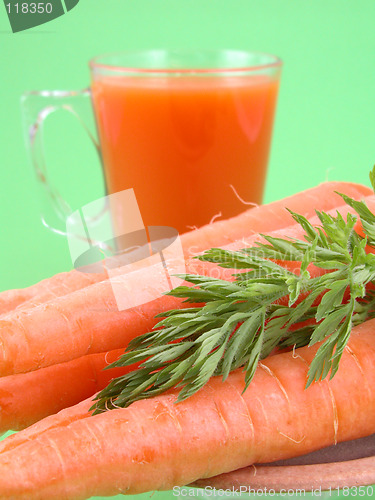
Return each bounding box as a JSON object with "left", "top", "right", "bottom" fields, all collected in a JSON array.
[{"left": 22, "top": 50, "right": 282, "bottom": 238}]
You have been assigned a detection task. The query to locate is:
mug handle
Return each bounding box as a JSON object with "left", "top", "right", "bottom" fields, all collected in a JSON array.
[{"left": 20, "top": 89, "right": 101, "bottom": 236}]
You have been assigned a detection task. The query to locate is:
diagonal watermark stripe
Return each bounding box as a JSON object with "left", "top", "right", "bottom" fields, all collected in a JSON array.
[
  {"left": 3, "top": 0, "right": 80, "bottom": 33},
  {"left": 66, "top": 189, "right": 187, "bottom": 312}
]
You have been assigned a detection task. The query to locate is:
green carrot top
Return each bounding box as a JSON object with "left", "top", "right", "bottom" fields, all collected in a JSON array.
[{"left": 92, "top": 168, "right": 375, "bottom": 414}]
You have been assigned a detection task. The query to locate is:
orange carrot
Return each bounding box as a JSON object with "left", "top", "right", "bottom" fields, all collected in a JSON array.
[
  {"left": 0, "top": 319, "right": 374, "bottom": 499},
  {"left": 0, "top": 273, "right": 104, "bottom": 316},
  {"left": 0, "top": 216, "right": 328, "bottom": 433},
  {"left": 0, "top": 348, "right": 139, "bottom": 435},
  {"left": 0, "top": 202, "right": 352, "bottom": 434},
  {"left": 0, "top": 181, "right": 371, "bottom": 315},
  {"left": 1, "top": 194, "right": 374, "bottom": 378}
]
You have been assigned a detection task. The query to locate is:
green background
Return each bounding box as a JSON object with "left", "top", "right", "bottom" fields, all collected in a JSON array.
[{"left": 1, "top": 1, "right": 375, "bottom": 499}]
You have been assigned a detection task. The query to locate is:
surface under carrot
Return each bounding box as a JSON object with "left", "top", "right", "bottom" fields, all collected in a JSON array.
[
  {"left": 0, "top": 181, "right": 371, "bottom": 315},
  {"left": 1, "top": 194, "right": 374, "bottom": 378},
  {"left": 0, "top": 348, "right": 138, "bottom": 435},
  {"left": 0, "top": 319, "right": 374, "bottom": 499}
]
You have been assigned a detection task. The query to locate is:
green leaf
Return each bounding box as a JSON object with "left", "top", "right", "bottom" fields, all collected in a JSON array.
[
  {"left": 369, "top": 165, "right": 375, "bottom": 192},
  {"left": 315, "top": 281, "right": 348, "bottom": 322},
  {"left": 221, "top": 308, "right": 265, "bottom": 380},
  {"left": 243, "top": 316, "right": 265, "bottom": 391}
]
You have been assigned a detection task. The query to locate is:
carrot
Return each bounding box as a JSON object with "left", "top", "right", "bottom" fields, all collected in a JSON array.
[
  {"left": 0, "top": 269, "right": 182, "bottom": 376},
  {"left": 192, "top": 456, "right": 375, "bottom": 492},
  {"left": 0, "top": 181, "right": 371, "bottom": 315},
  {"left": 1, "top": 194, "right": 374, "bottom": 378},
  {"left": 0, "top": 273, "right": 105, "bottom": 316},
  {"left": 0, "top": 319, "right": 374, "bottom": 499},
  {"left": 0, "top": 223, "right": 322, "bottom": 433},
  {"left": 0, "top": 205, "right": 350, "bottom": 434},
  {"left": 0, "top": 348, "right": 139, "bottom": 435}
]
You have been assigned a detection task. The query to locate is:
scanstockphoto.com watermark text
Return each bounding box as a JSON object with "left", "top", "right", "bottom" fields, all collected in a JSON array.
[
  {"left": 172, "top": 485, "right": 374, "bottom": 497},
  {"left": 173, "top": 486, "right": 306, "bottom": 497}
]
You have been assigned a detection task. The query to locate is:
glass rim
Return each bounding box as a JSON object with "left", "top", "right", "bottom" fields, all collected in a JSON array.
[{"left": 89, "top": 49, "right": 282, "bottom": 76}]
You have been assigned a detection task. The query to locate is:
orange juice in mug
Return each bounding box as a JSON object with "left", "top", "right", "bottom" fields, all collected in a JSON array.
[{"left": 23, "top": 50, "right": 282, "bottom": 236}]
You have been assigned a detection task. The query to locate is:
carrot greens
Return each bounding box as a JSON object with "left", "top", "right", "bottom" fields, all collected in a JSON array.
[{"left": 92, "top": 171, "right": 375, "bottom": 414}]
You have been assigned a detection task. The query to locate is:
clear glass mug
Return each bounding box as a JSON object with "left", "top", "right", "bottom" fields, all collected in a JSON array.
[{"left": 21, "top": 49, "right": 282, "bottom": 239}]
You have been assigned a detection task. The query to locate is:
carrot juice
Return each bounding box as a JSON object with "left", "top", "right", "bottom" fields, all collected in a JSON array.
[{"left": 91, "top": 69, "right": 280, "bottom": 234}]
